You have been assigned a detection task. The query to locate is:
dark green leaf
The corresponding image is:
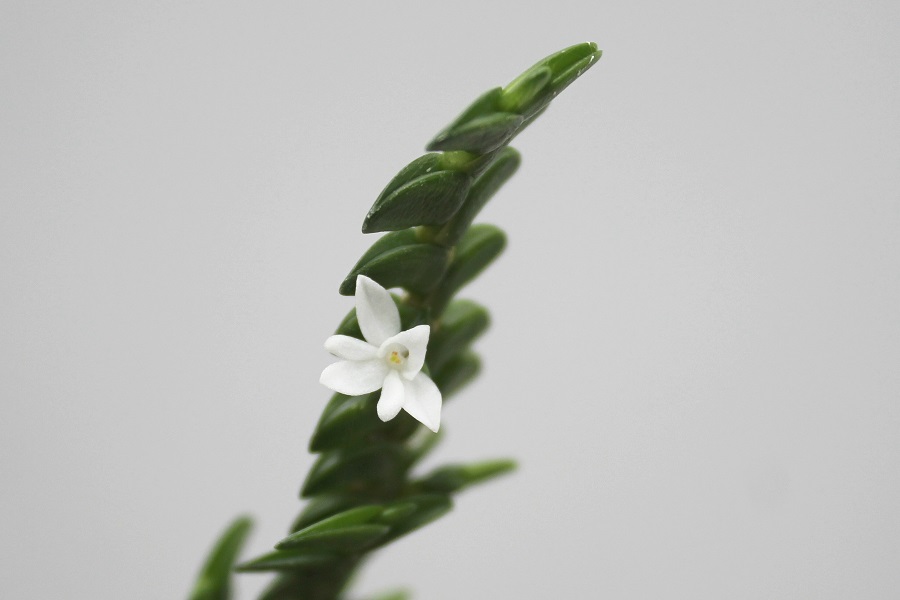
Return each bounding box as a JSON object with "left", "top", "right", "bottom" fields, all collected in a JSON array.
[
  {"left": 426, "top": 112, "right": 523, "bottom": 155},
  {"left": 499, "top": 66, "right": 552, "bottom": 114},
  {"left": 376, "top": 502, "right": 417, "bottom": 525},
  {"left": 295, "top": 504, "right": 384, "bottom": 531},
  {"left": 236, "top": 550, "right": 336, "bottom": 572},
  {"left": 290, "top": 495, "right": 358, "bottom": 533},
  {"left": 301, "top": 444, "right": 412, "bottom": 498},
  {"left": 405, "top": 425, "right": 443, "bottom": 465},
  {"left": 309, "top": 393, "right": 377, "bottom": 452},
  {"left": 309, "top": 394, "right": 426, "bottom": 453},
  {"left": 339, "top": 243, "right": 450, "bottom": 296},
  {"left": 375, "top": 153, "right": 444, "bottom": 201},
  {"left": 276, "top": 505, "right": 387, "bottom": 552},
  {"left": 379, "top": 410, "right": 429, "bottom": 445},
  {"left": 341, "top": 229, "right": 419, "bottom": 283},
  {"left": 308, "top": 394, "right": 352, "bottom": 450},
  {"left": 188, "top": 516, "right": 252, "bottom": 600},
  {"left": 437, "top": 147, "right": 520, "bottom": 246},
  {"left": 432, "top": 351, "right": 481, "bottom": 398},
  {"left": 275, "top": 524, "right": 389, "bottom": 553},
  {"left": 363, "top": 169, "right": 472, "bottom": 233},
  {"left": 428, "top": 299, "right": 490, "bottom": 373},
  {"left": 427, "top": 88, "right": 502, "bottom": 151},
  {"left": 415, "top": 460, "right": 516, "bottom": 494},
  {"left": 257, "top": 563, "right": 357, "bottom": 600},
  {"left": 377, "top": 494, "right": 452, "bottom": 545},
  {"left": 430, "top": 224, "right": 506, "bottom": 315}
]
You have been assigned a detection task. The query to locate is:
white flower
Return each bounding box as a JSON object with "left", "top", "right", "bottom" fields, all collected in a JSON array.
[{"left": 319, "top": 275, "right": 442, "bottom": 432}]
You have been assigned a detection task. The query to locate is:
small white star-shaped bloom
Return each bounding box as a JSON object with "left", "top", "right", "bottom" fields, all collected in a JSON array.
[{"left": 320, "top": 275, "right": 442, "bottom": 432}]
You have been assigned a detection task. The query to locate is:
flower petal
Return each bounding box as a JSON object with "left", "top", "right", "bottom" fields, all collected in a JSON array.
[
  {"left": 380, "top": 325, "right": 430, "bottom": 379},
  {"left": 324, "top": 335, "right": 378, "bottom": 361},
  {"left": 355, "top": 275, "right": 401, "bottom": 346},
  {"left": 401, "top": 372, "right": 442, "bottom": 433},
  {"left": 377, "top": 370, "right": 405, "bottom": 422},
  {"left": 320, "top": 358, "right": 388, "bottom": 396}
]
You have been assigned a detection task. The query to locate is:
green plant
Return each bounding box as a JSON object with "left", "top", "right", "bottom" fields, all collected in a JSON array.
[{"left": 189, "top": 41, "right": 601, "bottom": 600}]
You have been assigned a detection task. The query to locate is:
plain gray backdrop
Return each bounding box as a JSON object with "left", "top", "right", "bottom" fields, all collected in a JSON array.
[{"left": 2, "top": 1, "right": 898, "bottom": 598}]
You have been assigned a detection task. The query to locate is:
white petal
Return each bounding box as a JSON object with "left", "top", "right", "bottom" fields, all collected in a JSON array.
[
  {"left": 320, "top": 358, "right": 389, "bottom": 396},
  {"left": 380, "top": 325, "right": 430, "bottom": 379},
  {"left": 355, "top": 275, "right": 401, "bottom": 346},
  {"left": 324, "top": 335, "right": 378, "bottom": 360},
  {"left": 377, "top": 370, "right": 405, "bottom": 422},
  {"left": 401, "top": 372, "right": 442, "bottom": 433}
]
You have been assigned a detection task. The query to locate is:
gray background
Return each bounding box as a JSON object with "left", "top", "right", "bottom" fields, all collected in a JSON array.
[{"left": 2, "top": 1, "right": 898, "bottom": 598}]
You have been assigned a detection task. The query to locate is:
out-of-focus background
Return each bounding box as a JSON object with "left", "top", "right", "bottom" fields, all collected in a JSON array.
[{"left": 2, "top": 1, "right": 898, "bottom": 598}]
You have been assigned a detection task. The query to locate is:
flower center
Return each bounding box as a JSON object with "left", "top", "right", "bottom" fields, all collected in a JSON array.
[{"left": 382, "top": 343, "right": 410, "bottom": 368}]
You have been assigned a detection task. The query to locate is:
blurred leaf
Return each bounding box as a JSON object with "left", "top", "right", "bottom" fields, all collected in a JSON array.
[
  {"left": 377, "top": 494, "right": 453, "bottom": 545},
  {"left": 188, "top": 516, "right": 252, "bottom": 600},
  {"left": 301, "top": 444, "right": 412, "bottom": 498},
  {"left": 276, "top": 505, "right": 387, "bottom": 552},
  {"left": 376, "top": 502, "right": 417, "bottom": 525},
  {"left": 415, "top": 460, "right": 516, "bottom": 494},
  {"left": 275, "top": 524, "right": 389, "bottom": 553},
  {"left": 378, "top": 410, "right": 429, "bottom": 446},
  {"left": 257, "top": 564, "right": 357, "bottom": 600},
  {"left": 432, "top": 351, "right": 481, "bottom": 398},
  {"left": 290, "top": 495, "right": 358, "bottom": 533},
  {"left": 295, "top": 504, "right": 384, "bottom": 531},
  {"left": 405, "top": 425, "right": 444, "bottom": 465},
  {"left": 430, "top": 224, "right": 506, "bottom": 314},
  {"left": 364, "top": 590, "right": 411, "bottom": 600},
  {"left": 428, "top": 299, "right": 490, "bottom": 373},
  {"left": 309, "top": 393, "right": 378, "bottom": 452},
  {"left": 309, "top": 394, "right": 426, "bottom": 453},
  {"left": 236, "top": 550, "right": 336, "bottom": 572}
]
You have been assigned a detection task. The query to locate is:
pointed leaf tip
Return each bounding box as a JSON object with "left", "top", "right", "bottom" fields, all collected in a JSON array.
[
  {"left": 188, "top": 516, "right": 253, "bottom": 600},
  {"left": 236, "top": 550, "right": 336, "bottom": 573},
  {"left": 416, "top": 460, "right": 516, "bottom": 494},
  {"left": 362, "top": 156, "right": 473, "bottom": 233},
  {"left": 275, "top": 505, "right": 389, "bottom": 553}
]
